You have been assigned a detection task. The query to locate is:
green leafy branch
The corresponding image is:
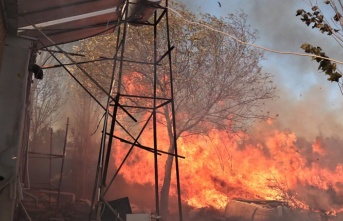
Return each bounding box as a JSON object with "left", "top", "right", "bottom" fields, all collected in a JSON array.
[{"left": 300, "top": 43, "right": 342, "bottom": 82}]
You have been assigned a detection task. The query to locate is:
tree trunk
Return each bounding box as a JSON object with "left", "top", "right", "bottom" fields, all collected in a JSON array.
[
  {"left": 160, "top": 107, "right": 177, "bottom": 220},
  {"left": 160, "top": 149, "right": 174, "bottom": 220}
]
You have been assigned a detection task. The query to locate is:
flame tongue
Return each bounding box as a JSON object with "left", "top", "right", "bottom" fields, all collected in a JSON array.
[{"left": 113, "top": 121, "right": 343, "bottom": 214}]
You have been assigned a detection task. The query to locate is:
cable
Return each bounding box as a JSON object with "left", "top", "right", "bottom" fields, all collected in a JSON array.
[
  {"left": 167, "top": 6, "right": 343, "bottom": 65},
  {"left": 91, "top": 113, "right": 105, "bottom": 136}
]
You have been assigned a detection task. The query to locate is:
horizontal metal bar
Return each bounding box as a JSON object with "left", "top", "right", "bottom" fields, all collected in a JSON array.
[
  {"left": 42, "top": 56, "right": 159, "bottom": 69},
  {"left": 114, "top": 104, "right": 154, "bottom": 110},
  {"left": 119, "top": 94, "right": 170, "bottom": 100},
  {"left": 40, "top": 48, "right": 85, "bottom": 57},
  {"left": 28, "top": 152, "right": 64, "bottom": 158},
  {"left": 113, "top": 100, "right": 172, "bottom": 109},
  {"left": 109, "top": 134, "right": 185, "bottom": 159},
  {"left": 108, "top": 133, "right": 159, "bottom": 155}
]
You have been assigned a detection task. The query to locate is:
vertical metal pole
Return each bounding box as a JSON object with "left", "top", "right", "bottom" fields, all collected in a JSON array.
[
  {"left": 91, "top": 68, "right": 118, "bottom": 219},
  {"left": 88, "top": 4, "right": 128, "bottom": 220},
  {"left": 165, "top": 1, "right": 183, "bottom": 220},
  {"left": 21, "top": 95, "right": 32, "bottom": 188},
  {"left": 49, "top": 128, "right": 53, "bottom": 206},
  {"left": 153, "top": 10, "right": 160, "bottom": 218},
  {"left": 92, "top": 1, "right": 131, "bottom": 221},
  {"left": 101, "top": 94, "right": 120, "bottom": 186},
  {"left": 56, "top": 117, "right": 69, "bottom": 209},
  {"left": 101, "top": 0, "right": 130, "bottom": 188},
  {"left": 89, "top": 10, "right": 124, "bottom": 221}
]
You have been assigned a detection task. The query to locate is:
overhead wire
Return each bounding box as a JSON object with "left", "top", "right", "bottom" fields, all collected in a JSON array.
[
  {"left": 166, "top": 6, "right": 343, "bottom": 65},
  {"left": 167, "top": 5, "right": 343, "bottom": 94}
]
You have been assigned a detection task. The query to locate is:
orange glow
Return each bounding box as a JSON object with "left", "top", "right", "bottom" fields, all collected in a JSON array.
[
  {"left": 312, "top": 138, "right": 326, "bottom": 156},
  {"left": 111, "top": 72, "right": 343, "bottom": 214},
  {"left": 111, "top": 118, "right": 343, "bottom": 214}
]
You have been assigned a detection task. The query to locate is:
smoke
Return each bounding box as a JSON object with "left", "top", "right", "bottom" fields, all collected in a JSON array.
[
  {"left": 264, "top": 85, "right": 343, "bottom": 139},
  {"left": 181, "top": 0, "right": 343, "bottom": 94},
  {"left": 111, "top": 1, "right": 343, "bottom": 217},
  {"left": 295, "top": 184, "right": 343, "bottom": 212},
  {"left": 166, "top": 2, "right": 343, "bottom": 217}
]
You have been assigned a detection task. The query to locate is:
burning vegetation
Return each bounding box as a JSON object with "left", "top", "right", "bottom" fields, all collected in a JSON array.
[
  {"left": 110, "top": 118, "right": 343, "bottom": 221},
  {"left": 19, "top": 2, "right": 343, "bottom": 221}
]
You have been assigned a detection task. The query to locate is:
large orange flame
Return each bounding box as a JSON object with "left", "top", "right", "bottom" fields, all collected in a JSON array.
[
  {"left": 112, "top": 119, "right": 343, "bottom": 214},
  {"left": 111, "top": 73, "right": 343, "bottom": 215}
]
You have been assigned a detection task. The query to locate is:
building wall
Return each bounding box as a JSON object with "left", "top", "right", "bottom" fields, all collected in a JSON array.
[
  {"left": 0, "top": 6, "right": 7, "bottom": 64},
  {"left": 0, "top": 35, "right": 31, "bottom": 221}
]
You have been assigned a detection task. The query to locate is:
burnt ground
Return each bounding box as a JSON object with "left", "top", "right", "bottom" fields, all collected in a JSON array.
[
  {"left": 13, "top": 187, "right": 343, "bottom": 221},
  {"left": 14, "top": 201, "right": 343, "bottom": 221},
  {"left": 15, "top": 200, "right": 91, "bottom": 221},
  {"left": 15, "top": 196, "right": 222, "bottom": 221}
]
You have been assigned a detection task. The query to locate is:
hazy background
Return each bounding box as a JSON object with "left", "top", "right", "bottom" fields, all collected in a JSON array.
[{"left": 180, "top": 0, "right": 343, "bottom": 140}]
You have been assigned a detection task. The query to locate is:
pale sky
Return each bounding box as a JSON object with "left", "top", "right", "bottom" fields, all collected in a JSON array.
[
  {"left": 181, "top": 0, "right": 339, "bottom": 89},
  {"left": 179, "top": 0, "right": 343, "bottom": 139}
]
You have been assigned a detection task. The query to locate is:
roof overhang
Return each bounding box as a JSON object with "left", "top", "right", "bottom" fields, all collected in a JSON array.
[{"left": 3, "top": 0, "right": 125, "bottom": 48}]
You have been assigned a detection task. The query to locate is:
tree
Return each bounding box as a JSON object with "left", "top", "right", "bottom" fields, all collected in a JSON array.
[
  {"left": 30, "top": 55, "right": 68, "bottom": 150},
  {"left": 68, "top": 87, "right": 102, "bottom": 199},
  {"left": 73, "top": 2, "right": 275, "bottom": 219},
  {"left": 296, "top": 0, "right": 343, "bottom": 88}
]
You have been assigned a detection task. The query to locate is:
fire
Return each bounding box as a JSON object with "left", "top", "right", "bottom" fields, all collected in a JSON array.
[
  {"left": 312, "top": 138, "right": 326, "bottom": 156},
  {"left": 178, "top": 129, "right": 301, "bottom": 209},
  {"left": 111, "top": 119, "right": 343, "bottom": 214},
  {"left": 110, "top": 72, "right": 343, "bottom": 215}
]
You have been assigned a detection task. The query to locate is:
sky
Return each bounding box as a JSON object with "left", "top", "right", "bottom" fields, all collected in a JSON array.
[{"left": 179, "top": 0, "right": 343, "bottom": 139}]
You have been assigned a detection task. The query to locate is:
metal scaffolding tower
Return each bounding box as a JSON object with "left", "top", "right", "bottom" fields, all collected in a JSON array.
[
  {"left": 91, "top": 1, "right": 183, "bottom": 220},
  {"left": 25, "top": 0, "right": 183, "bottom": 220}
]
